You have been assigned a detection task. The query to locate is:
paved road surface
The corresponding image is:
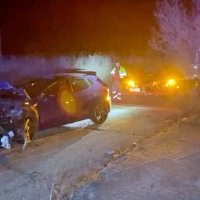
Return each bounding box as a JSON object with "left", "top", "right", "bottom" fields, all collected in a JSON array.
[{"left": 0, "top": 101, "right": 180, "bottom": 200}]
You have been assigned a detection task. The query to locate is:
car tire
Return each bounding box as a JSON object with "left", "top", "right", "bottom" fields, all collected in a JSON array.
[{"left": 90, "top": 101, "right": 109, "bottom": 124}]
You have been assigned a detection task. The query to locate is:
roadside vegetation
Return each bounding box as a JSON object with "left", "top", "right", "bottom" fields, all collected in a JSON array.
[{"left": 0, "top": 54, "right": 113, "bottom": 85}]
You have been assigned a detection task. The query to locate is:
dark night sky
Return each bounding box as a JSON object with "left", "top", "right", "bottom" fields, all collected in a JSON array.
[{"left": 0, "top": 0, "right": 156, "bottom": 56}]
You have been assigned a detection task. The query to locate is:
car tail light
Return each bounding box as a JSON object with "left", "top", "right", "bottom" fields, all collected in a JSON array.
[{"left": 104, "top": 87, "right": 110, "bottom": 101}]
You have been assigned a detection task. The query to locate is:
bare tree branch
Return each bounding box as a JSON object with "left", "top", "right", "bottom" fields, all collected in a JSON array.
[
  {"left": 148, "top": 0, "right": 200, "bottom": 78},
  {"left": 149, "top": 0, "right": 192, "bottom": 53},
  {"left": 193, "top": 0, "right": 200, "bottom": 11}
]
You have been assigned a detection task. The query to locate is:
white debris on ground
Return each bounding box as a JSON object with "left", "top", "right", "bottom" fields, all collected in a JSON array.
[{"left": 0, "top": 129, "right": 15, "bottom": 149}]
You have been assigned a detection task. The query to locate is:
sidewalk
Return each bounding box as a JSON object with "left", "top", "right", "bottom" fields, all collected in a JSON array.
[{"left": 73, "top": 119, "right": 200, "bottom": 200}]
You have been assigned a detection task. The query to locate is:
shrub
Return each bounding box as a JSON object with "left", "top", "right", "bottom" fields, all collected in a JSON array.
[
  {"left": 75, "top": 53, "right": 113, "bottom": 85},
  {"left": 0, "top": 54, "right": 113, "bottom": 85}
]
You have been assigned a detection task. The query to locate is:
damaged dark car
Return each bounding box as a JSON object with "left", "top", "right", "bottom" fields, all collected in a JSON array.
[
  {"left": 0, "top": 80, "right": 38, "bottom": 148},
  {"left": 0, "top": 70, "right": 111, "bottom": 149},
  {"left": 13, "top": 70, "right": 110, "bottom": 141}
]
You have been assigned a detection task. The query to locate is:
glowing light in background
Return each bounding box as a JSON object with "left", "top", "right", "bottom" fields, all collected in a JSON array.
[
  {"left": 128, "top": 80, "right": 135, "bottom": 87},
  {"left": 165, "top": 79, "right": 176, "bottom": 87},
  {"left": 168, "top": 79, "right": 176, "bottom": 85}
]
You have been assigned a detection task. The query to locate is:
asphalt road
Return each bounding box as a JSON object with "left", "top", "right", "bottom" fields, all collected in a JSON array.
[{"left": 0, "top": 99, "right": 180, "bottom": 200}]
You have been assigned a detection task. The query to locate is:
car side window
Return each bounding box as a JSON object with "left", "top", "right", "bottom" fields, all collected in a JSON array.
[
  {"left": 43, "top": 81, "right": 71, "bottom": 96},
  {"left": 86, "top": 78, "right": 94, "bottom": 86},
  {"left": 70, "top": 78, "right": 90, "bottom": 92},
  {"left": 18, "top": 79, "right": 53, "bottom": 98}
]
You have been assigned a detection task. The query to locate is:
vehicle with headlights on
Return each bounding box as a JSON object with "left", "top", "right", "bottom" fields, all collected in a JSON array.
[
  {"left": 120, "top": 68, "right": 199, "bottom": 98},
  {"left": 15, "top": 69, "right": 111, "bottom": 140},
  {"left": 120, "top": 75, "right": 146, "bottom": 95},
  {"left": 121, "top": 75, "right": 183, "bottom": 96}
]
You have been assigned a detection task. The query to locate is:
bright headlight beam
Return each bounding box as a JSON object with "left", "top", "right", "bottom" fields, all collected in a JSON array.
[
  {"left": 167, "top": 79, "right": 176, "bottom": 85},
  {"left": 128, "top": 80, "right": 135, "bottom": 87}
]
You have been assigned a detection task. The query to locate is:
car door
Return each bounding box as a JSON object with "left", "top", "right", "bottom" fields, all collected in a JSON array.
[
  {"left": 36, "top": 80, "right": 73, "bottom": 130},
  {"left": 69, "top": 77, "right": 94, "bottom": 118}
]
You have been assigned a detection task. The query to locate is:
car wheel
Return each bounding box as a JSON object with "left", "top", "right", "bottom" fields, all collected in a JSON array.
[{"left": 90, "top": 102, "right": 109, "bottom": 124}]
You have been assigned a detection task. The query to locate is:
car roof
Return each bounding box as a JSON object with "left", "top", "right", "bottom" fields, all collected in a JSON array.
[
  {"left": 15, "top": 69, "right": 97, "bottom": 86},
  {"left": 53, "top": 73, "right": 89, "bottom": 77},
  {"left": 64, "top": 68, "right": 96, "bottom": 75}
]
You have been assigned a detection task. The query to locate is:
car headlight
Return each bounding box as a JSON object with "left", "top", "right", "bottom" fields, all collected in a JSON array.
[
  {"left": 128, "top": 80, "right": 135, "bottom": 87},
  {"left": 166, "top": 79, "right": 176, "bottom": 87}
]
